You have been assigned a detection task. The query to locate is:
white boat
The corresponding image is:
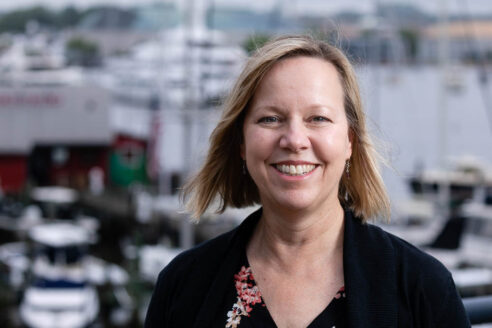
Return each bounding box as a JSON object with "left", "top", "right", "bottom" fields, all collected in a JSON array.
[
  {"left": 380, "top": 157, "right": 492, "bottom": 295},
  {"left": 408, "top": 157, "right": 492, "bottom": 208},
  {"left": 137, "top": 244, "right": 182, "bottom": 283},
  {"left": 20, "top": 283, "right": 99, "bottom": 328},
  {"left": 19, "top": 222, "right": 99, "bottom": 328},
  {"left": 460, "top": 202, "right": 492, "bottom": 268},
  {"left": 385, "top": 157, "right": 492, "bottom": 247}
]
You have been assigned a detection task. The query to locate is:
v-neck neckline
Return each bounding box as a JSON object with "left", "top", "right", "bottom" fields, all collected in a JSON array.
[
  {"left": 241, "top": 252, "right": 346, "bottom": 328},
  {"left": 193, "top": 209, "right": 398, "bottom": 328}
]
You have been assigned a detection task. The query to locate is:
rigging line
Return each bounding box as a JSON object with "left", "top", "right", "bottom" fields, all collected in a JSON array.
[{"left": 456, "top": 0, "right": 492, "bottom": 134}]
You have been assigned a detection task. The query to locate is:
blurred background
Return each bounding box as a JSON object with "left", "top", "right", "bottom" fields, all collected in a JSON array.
[{"left": 1, "top": 0, "right": 492, "bottom": 327}]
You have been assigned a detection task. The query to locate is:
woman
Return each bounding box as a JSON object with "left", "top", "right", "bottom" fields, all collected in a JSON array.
[{"left": 145, "top": 35, "right": 470, "bottom": 327}]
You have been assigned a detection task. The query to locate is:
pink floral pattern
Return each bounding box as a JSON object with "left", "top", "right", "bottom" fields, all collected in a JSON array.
[
  {"left": 226, "top": 266, "right": 263, "bottom": 328},
  {"left": 334, "top": 286, "right": 346, "bottom": 299},
  {"left": 225, "top": 265, "right": 346, "bottom": 327}
]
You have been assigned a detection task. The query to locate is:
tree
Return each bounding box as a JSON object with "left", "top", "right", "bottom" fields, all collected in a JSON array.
[
  {"left": 55, "top": 6, "right": 82, "bottom": 28},
  {"left": 0, "top": 6, "right": 84, "bottom": 33},
  {"left": 243, "top": 34, "right": 270, "bottom": 54},
  {"left": 399, "top": 29, "right": 419, "bottom": 63},
  {"left": 66, "top": 37, "right": 102, "bottom": 67},
  {"left": 0, "top": 6, "right": 56, "bottom": 32}
]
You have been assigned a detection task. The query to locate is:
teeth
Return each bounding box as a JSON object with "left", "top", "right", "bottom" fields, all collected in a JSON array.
[{"left": 275, "top": 164, "right": 316, "bottom": 176}]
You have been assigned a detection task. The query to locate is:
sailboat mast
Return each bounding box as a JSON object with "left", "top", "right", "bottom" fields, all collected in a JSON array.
[
  {"left": 437, "top": 0, "right": 450, "bottom": 220},
  {"left": 438, "top": 0, "right": 449, "bottom": 167}
]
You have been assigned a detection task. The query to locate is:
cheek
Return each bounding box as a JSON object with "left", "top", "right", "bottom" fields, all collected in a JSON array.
[
  {"left": 243, "top": 129, "right": 275, "bottom": 159},
  {"left": 316, "top": 131, "right": 352, "bottom": 160}
]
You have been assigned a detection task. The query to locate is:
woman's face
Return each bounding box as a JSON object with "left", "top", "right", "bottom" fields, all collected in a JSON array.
[{"left": 241, "top": 56, "right": 352, "bottom": 213}]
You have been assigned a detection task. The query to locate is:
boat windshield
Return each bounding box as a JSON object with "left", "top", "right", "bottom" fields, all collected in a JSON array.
[
  {"left": 485, "top": 187, "right": 492, "bottom": 205},
  {"left": 37, "top": 244, "right": 87, "bottom": 264},
  {"left": 32, "top": 277, "right": 86, "bottom": 289}
]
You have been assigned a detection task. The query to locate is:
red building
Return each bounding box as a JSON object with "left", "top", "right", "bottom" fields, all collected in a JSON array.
[
  {"left": 0, "top": 154, "right": 27, "bottom": 193},
  {"left": 0, "top": 86, "right": 111, "bottom": 193}
]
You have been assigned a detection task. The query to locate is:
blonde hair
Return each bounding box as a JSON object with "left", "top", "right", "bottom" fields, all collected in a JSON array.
[{"left": 183, "top": 35, "right": 390, "bottom": 222}]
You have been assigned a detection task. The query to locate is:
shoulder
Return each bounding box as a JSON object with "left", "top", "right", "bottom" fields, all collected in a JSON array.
[
  {"left": 358, "top": 219, "right": 453, "bottom": 294},
  {"left": 364, "top": 221, "right": 451, "bottom": 278},
  {"left": 145, "top": 210, "right": 261, "bottom": 327},
  {"left": 360, "top": 221, "right": 469, "bottom": 327},
  {"left": 144, "top": 223, "right": 241, "bottom": 327},
  {"left": 153, "top": 208, "right": 261, "bottom": 295},
  {"left": 346, "top": 212, "right": 449, "bottom": 277},
  {"left": 157, "top": 224, "right": 238, "bottom": 285}
]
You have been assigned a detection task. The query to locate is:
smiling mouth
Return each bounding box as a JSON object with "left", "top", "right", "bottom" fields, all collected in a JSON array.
[{"left": 273, "top": 164, "right": 317, "bottom": 176}]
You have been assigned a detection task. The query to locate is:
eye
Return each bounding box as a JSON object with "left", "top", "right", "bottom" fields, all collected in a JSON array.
[
  {"left": 258, "top": 116, "right": 279, "bottom": 124},
  {"left": 311, "top": 116, "right": 331, "bottom": 123}
]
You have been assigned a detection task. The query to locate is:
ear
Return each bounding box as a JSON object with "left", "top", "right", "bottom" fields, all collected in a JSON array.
[
  {"left": 346, "top": 128, "right": 354, "bottom": 159},
  {"left": 240, "top": 142, "right": 245, "bottom": 160}
]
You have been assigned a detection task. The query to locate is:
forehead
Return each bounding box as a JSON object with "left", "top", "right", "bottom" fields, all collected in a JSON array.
[
  {"left": 249, "top": 56, "right": 344, "bottom": 111},
  {"left": 266, "top": 55, "right": 339, "bottom": 80}
]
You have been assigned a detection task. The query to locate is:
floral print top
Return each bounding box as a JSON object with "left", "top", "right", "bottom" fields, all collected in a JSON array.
[{"left": 221, "top": 253, "right": 347, "bottom": 328}]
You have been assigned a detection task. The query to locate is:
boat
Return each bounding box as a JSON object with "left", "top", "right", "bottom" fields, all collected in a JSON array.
[
  {"left": 0, "top": 215, "right": 134, "bottom": 327},
  {"left": 380, "top": 157, "right": 492, "bottom": 295},
  {"left": 19, "top": 222, "right": 99, "bottom": 328},
  {"left": 386, "top": 157, "right": 492, "bottom": 247}
]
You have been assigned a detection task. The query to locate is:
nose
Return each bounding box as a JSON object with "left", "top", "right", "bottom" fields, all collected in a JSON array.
[{"left": 279, "top": 120, "right": 310, "bottom": 152}]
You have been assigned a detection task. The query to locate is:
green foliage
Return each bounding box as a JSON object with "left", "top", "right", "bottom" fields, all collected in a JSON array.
[
  {"left": 66, "top": 37, "right": 101, "bottom": 67},
  {"left": 399, "top": 29, "right": 419, "bottom": 62},
  {"left": 0, "top": 6, "right": 53, "bottom": 32},
  {"left": 0, "top": 6, "right": 83, "bottom": 33},
  {"left": 309, "top": 29, "right": 339, "bottom": 44},
  {"left": 67, "top": 37, "right": 98, "bottom": 53},
  {"left": 243, "top": 34, "right": 270, "bottom": 54},
  {"left": 54, "top": 6, "right": 82, "bottom": 28}
]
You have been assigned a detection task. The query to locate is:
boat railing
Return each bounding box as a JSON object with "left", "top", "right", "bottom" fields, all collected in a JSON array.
[{"left": 464, "top": 295, "right": 492, "bottom": 324}]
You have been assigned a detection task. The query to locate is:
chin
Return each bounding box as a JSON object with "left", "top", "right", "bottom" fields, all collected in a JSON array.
[{"left": 269, "top": 192, "right": 320, "bottom": 212}]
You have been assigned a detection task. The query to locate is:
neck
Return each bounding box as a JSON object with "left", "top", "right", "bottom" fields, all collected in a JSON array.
[{"left": 248, "top": 203, "right": 345, "bottom": 272}]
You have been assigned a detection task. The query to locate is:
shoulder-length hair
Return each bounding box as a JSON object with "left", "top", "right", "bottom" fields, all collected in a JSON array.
[{"left": 183, "top": 35, "right": 390, "bottom": 222}]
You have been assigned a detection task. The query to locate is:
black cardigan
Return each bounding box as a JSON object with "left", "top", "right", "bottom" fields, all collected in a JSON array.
[{"left": 145, "top": 209, "right": 470, "bottom": 327}]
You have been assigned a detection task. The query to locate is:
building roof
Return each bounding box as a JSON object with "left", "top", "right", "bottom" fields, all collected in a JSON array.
[
  {"left": 424, "top": 20, "right": 492, "bottom": 39},
  {"left": 0, "top": 85, "right": 111, "bottom": 153}
]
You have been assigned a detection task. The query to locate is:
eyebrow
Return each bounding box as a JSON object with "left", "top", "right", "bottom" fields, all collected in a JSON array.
[
  {"left": 252, "top": 103, "right": 339, "bottom": 114},
  {"left": 251, "top": 104, "right": 284, "bottom": 113}
]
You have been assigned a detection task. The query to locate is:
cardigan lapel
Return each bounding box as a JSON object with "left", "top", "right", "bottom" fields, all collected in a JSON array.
[
  {"left": 192, "top": 209, "right": 262, "bottom": 328},
  {"left": 343, "top": 210, "right": 398, "bottom": 328},
  {"left": 192, "top": 209, "right": 399, "bottom": 327}
]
